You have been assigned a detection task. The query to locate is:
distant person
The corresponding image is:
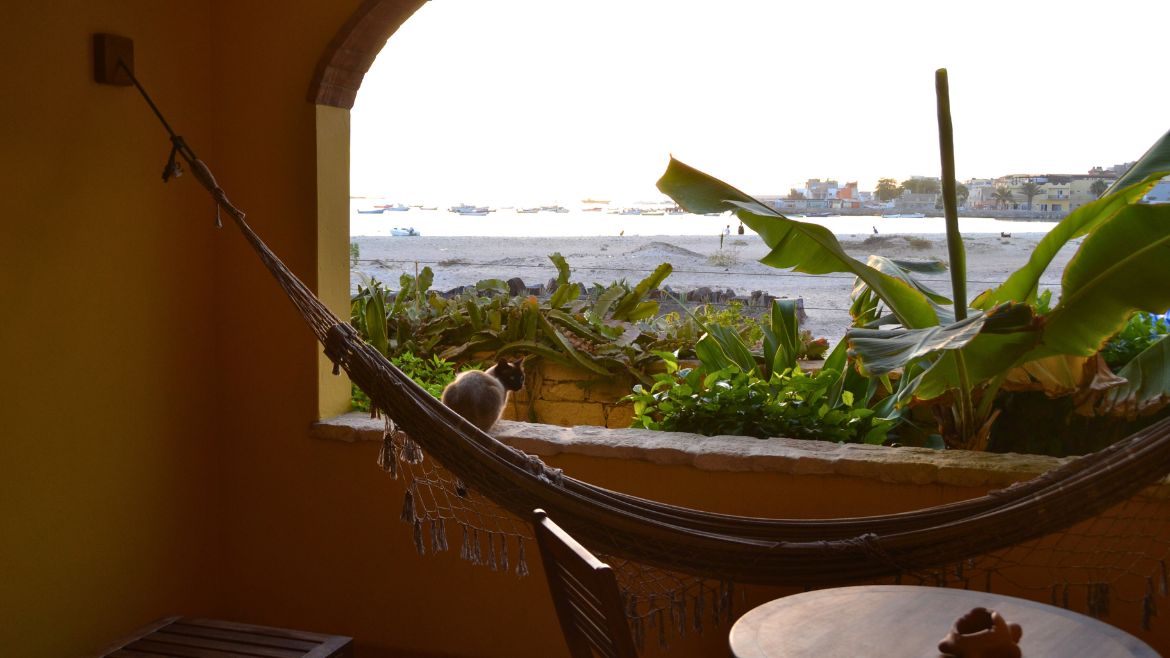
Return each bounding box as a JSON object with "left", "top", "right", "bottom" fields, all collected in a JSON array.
[
  {"left": 737, "top": 222, "right": 744, "bottom": 235},
  {"left": 721, "top": 224, "right": 731, "bottom": 249},
  {"left": 873, "top": 226, "right": 879, "bottom": 234}
]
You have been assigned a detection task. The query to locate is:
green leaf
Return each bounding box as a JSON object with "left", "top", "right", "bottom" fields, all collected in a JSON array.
[
  {"left": 972, "top": 176, "right": 1165, "bottom": 309},
  {"left": 612, "top": 262, "right": 672, "bottom": 321},
  {"left": 622, "top": 300, "right": 660, "bottom": 323},
  {"left": 365, "top": 291, "right": 389, "bottom": 356},
  {"left": 695, "top": 334, "right": 736, "bottom": 372},
  {"left": 656, "top": 158, "right": 938, "bottom": 328},
  {"left": 847, "top": 312, "right": 988, "bottom": 376},
  {"left": 592, "top": 285, "right": 626, "bottom": 318},
  {"left": 855, "top": 255, "right": 954, "bottom": 324},
  {"left": 703, "top": 324, "right": 757, "bottom": 372},
  {"left": 1094, "top": 335, "right": 1170, "bottom": 418},
  {"left": 1039, "top": 204, "right": 1170, "bottom": 357},
  {"left": 476, "top": 279, "right": 510, "bottom": 295},
  {"left": 536, "top": 314, "right": 610, "bottom": 375},
  {"left": 417, "top": 266, "right": 434, "bottom": 296},
  {"left": 549, "top": 282, "right": 581, "bottom": 309},
  {"left": 549, "top": 252, "right": 571, "bottom": 285},
  {"left": 768, "top": 298, "right": 800, "bottom": 375}
]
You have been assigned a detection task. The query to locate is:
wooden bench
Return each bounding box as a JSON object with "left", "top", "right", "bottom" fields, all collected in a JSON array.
[{"left": 96, "top": 616, "right": 353, "bottom": 657}]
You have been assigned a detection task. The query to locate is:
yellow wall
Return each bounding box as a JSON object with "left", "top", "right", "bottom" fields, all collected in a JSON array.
[
  {"left": 2, "top": 3, "right": 1167, "bottom": 658},
  {"left": 0, "top": 3, "right": 223, "bottom": 655}
]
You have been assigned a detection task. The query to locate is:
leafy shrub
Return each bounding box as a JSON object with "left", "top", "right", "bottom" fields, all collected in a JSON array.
[
  {"left": 625, "top": 352, "right": 893, "bottom": 443},
  {"left": 1102, "top": 312, "right": 1170, "bottom": 370},
  {"left": 351, "top": 351, "right": 463, "bottom": 411}
]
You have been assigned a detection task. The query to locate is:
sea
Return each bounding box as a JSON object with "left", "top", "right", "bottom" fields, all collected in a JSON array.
[{"left": 350, "top": 201, "right": 1057, "bottom": 238}]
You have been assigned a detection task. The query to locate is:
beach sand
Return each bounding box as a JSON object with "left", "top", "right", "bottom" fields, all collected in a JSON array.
[{"left": 352, "top": 231, "right": 1077, "bottom": 343}]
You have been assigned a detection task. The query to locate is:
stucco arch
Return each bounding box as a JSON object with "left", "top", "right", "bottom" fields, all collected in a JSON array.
[{"left": 308, "top": 0, "right": 429, "bottom": 109}]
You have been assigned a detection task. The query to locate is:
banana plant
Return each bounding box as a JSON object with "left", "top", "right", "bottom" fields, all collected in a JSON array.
[{"left": 656, "top": 91, "right": 1170, "bottom": 449}]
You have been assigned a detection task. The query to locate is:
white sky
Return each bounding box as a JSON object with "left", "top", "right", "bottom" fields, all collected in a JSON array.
[{"left": 351, "top": 0, "right": 1168, "bottom": 204}]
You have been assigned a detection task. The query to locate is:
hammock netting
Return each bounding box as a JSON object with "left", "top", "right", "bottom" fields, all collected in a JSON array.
[{"left": 181, "top": 149, "right": 1170, "bottom": 643}]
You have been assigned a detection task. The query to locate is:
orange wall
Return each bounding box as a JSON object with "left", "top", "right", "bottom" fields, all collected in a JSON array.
[{"left": 0, "top": 2, "right": 223, "bottom": 656}]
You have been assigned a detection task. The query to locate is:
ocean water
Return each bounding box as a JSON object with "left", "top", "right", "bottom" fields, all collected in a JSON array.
[{"left": 350, "top": 203, "right": 1057, "bottom": 238}]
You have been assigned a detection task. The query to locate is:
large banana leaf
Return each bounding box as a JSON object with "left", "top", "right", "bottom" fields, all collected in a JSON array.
[
  {"left": 847, "top": 312, "right": 987, "bottom": 376},
  {"left": 850, "top": 303, "right": 1040, "bottom": 400},
  {"left": 1093, "top": 335, "right": 1170, "bottom": 419},
  {"left": 657, "top": 158, "right": 939, "bottom": 329},
  {"left": 853, "top": 256, "right": 954, "bottom": 325},
  {"left": 973, "top": 176, "right": 1166, "bottom": 310},
  {"left": 1038, "top": 203, "right": 1170, "bottom": 357}
]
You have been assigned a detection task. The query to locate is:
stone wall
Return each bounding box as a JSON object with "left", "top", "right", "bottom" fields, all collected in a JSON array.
[{"left": 501, "top": 360, "right": 637, "bottom": 429}]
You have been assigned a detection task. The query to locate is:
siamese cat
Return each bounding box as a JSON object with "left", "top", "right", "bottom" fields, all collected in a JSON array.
[{"left": 440, "top": 358, "right": 525, "bottom": 431}]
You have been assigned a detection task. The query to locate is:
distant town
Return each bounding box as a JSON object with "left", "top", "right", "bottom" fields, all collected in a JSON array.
[{"left": 761, "top": 161, "right": 1170, "bottom": 219}]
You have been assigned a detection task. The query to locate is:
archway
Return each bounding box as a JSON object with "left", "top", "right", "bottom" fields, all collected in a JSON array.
[{"left": 308, "top": 0, "right": 427, "bottom": 416}]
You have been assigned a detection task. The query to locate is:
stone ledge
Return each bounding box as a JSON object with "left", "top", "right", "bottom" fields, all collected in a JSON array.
[{"left": 312, "top": 412, "right": 1170, "bottom": 495}]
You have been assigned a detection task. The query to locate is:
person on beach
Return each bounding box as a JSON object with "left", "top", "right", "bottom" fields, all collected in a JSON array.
[
  {"left": 737, "top": 222, "right": 744, "bottom": 235},
  {"left": 721, "top": 224, "right": 731, "bottom": 249}
]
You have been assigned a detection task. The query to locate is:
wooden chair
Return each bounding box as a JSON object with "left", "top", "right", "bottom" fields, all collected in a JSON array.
[{"left": 533, "top": 508, "right": 638, "bottom": 658}]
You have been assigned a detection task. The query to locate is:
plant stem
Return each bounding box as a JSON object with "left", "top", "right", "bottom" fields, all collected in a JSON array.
[
  {"left": 936, "top": 68, "right": 976, "bottom": 445},
  {"left": 935, "top": 69, "right": 966, "bottom": 316}
]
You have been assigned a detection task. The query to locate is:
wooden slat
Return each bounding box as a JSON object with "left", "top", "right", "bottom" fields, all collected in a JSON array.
[
  {"left": 125, "top": 638, "right": 245, "bottom": 657},
  {"left": 179, "top": 618, "right": 335, "bottom": 645},
  {"left": 133, "top": 632, "right": 305, "bottom": 658},
  {"left": 97, "top": 617, "right": 352, "bottom": 658},
  {"left": 166, "top": 623, "right": 319, "bottom": 652}
]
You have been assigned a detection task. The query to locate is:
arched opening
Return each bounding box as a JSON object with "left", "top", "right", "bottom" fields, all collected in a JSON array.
[{"left": 309, "top": 0, "right": 427, "bottom": 416}]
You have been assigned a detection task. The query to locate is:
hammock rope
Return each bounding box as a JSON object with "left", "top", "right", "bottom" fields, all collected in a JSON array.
[
  {"left": 209, "top": 154, "right": 1170, "bottom": 586},
  {"left": 123, "top": 70, "right": 1170, "bottom": 611}
]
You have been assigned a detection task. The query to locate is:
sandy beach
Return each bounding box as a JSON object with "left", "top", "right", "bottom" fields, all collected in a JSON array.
[{"left": 352, "top": 231, "right": 1077, "bottom": 343}]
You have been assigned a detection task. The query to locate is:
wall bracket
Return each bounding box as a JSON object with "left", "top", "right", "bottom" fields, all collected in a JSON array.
[{"left": 93, "top": 33, "right": 134, "bottom": 86}]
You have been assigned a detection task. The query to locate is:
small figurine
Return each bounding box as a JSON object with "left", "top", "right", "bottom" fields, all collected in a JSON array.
[{"left": 938, "top": 607, "right": 1023, "bottom": 658}]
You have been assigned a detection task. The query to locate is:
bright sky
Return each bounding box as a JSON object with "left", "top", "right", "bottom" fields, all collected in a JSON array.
[{"left": 351, "top": 0, "right": 1168, "bottom": 205}]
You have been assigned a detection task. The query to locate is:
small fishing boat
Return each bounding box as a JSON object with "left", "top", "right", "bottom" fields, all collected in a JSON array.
[
  {"left": 390, "top": 227, "right": 420, "bottom": 237},
  {"left": 357, "top": 208, "right": 384, "bottom": 214},
  {"left": 379, "top": 203, "right": 410, "bottom": 212}
]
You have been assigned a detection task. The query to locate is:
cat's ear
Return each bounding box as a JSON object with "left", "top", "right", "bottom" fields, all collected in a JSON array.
[
  {"left": 512, "top": 356, "right": 526, "bottom": 367},
  {"left": 497, "top": 358, "right": 509, "bottom": 369}
]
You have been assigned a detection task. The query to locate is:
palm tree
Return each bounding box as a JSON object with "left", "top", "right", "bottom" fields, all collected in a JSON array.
[
  {"left": 1019, "top": 181, "right": 1044, "bottom": 211},
  {"left": 992, "top": 186, "right": 1015, "bottom": 209},
  {"left": 1090, "top": 179, "right": 1110, "bottom": 198}
]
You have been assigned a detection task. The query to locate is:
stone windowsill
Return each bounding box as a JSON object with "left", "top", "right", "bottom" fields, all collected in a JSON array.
[{"left": 313, "top": 412, "right": 1170, "bottom": 497}]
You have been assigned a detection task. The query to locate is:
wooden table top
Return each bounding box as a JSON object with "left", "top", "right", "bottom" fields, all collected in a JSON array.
[{"left": 728, "top": 585, "right": 1159, "bottom": 658}]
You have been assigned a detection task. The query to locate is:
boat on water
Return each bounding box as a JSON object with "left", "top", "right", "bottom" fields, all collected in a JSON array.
[
  {"left": 516, "top": 207, "right": 540, "bottom": 214},
  {"left": 357, "top": 208, "right": 384, "bottom": 214},
  {"left": 390, "top": 227, "right": 420, "bottom": 237},
  {"left": 881, "top": 212, "right": 927, "bottom": 219},
  {"left": 378, "top": 203, "right": 410, "bottom": 212},
  {"left": 449, "top": 204, "right": 492, "bottom": 215}
]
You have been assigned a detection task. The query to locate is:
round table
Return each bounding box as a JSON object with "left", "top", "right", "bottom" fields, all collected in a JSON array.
[{"left": 728, "top": 585, "right": 1159, "bottom": 657}]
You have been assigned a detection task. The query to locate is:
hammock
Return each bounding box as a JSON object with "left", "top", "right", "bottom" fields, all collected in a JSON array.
[{"left": 187, "top": 148, "right": 1168, "bottom": 587}]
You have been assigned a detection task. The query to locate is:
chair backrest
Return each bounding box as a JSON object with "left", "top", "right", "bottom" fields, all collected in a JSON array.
[{"left": 532, "top": 508, "right": 639, "bottom": 658}]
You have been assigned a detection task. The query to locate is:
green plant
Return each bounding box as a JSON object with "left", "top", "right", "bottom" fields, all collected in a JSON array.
[
  {"left": 349, "top": 241, "right": 360, "bottom": 268},
  {"left": 627, "top": 298, "right": 894, "bottom": 444},
  {"left": 656, "top": 76, "right": 1170, "bottom": 451},
  {"left": 351, "top": 351, "right": 462, "bottom": 411},
  {"left": 625, "top": 352, "right": 892, "bottom": 443},
  {"left": 350, "top": 254, "right": 688, "bottom": 386},
  {"left": 1101, "top": 312, "right": 1170, "bottom": 370}
]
